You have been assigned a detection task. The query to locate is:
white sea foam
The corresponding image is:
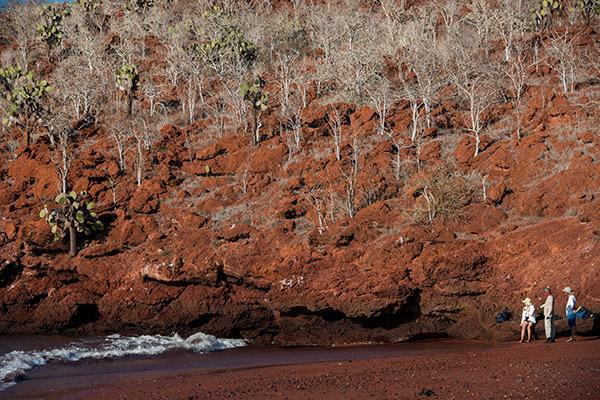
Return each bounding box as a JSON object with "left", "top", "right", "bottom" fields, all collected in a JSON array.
[{"left": 0, "top": 332, "right": 246, "bottom": 390}]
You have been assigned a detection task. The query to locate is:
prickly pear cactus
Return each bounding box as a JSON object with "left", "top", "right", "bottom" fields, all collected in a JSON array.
[
  {"left": 573, "top": 0, "right": 600, "bottom": 24},
  {"left": 240, "top": 81, "right": 269, "bottom": 112},
  {"left": 532, "top": 0, "right": 563, "bottom": 30},
  {"left": 75, "top": 0, "right": 100, "bottom": 13},
  {"left": 39, "top": 191, "right": 103, "bottom": 256},
  {"left": 115, "top": 64, "right": 140, "bottom": 93},
  {"left": 0, "top": 66, "right": 52, "bottom": 127},
  {"left": 36, "top": 4, "right": 71, "bottom": 49},
  {"left": 240, "top": 80, "right": 269, "bottom": 146},
  {"left": 192, "top": 6, "right": 258, "bottom": 67},
  {"left": 132, "top": 0, "right": 155, "bottom": 13}
]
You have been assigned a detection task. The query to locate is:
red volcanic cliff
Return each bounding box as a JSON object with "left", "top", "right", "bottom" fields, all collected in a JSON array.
[
  {"left": 0, "top": 1, "right": 599, "bottom": 345},
  {"left": 1, "top": 90, "right": 598, "bottom": 344}
]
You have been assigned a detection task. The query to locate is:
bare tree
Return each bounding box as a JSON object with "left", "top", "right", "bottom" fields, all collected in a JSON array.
[
  {"left": 448, "top": 32, "right": 499, "bottom": 157},
  {"left": 380, "top": 0, "right": 407, "bottom": 44},
  {"left": 52, "top": 57, "right": 107, "bottom": 121},
  {"left": 3, "top": 3, "right": 42, "bottom": 71},
  {"left": 45, "top": 113, "right": 74, "bottom": 194},
  {"left": 503, "top": 40, "right": 536, "bottom": 142},
  {"left": 327, "top": 107, "right": 343, "bottom": 161},
  {"left": 399, "top": 18, "right": 445, "bottom": 130},
  {"left": 303, "top": 188, "right": 327, "bottom": 234},
  {"left": 268, "top": 14, "right": 310, "bottom": 119},
  {"left": 141, "top": 80, "right": 161, "bottom": 117},
  {"left": 387, "top": 132, "right": 414, "bottom": 182},
  {"left": 479, "top": 172, "right": 488, "bottom": 202},
  {"left": 106, "top": 115, "right": 129, "bottom": 173},
  {"left": 366, "top": 74, "right": 395, "bottom": 136},
  {"left": 339, "top": 137, "right": 360, "bottom": 218},
  {"left": 133, "top": 129, "right": 145, "bottom": 186},
  {"left": 490, "top": 0, "right": 528, "bottom": 63},
  {"left": 282, "top": 112, "right": 303, "bottom": 164},
  {"left": 545, "top": 31, "right": 582, "bottom": 94},
  {"left": 422, "top": 186, "right": 437, "bottom": 223},
  {"left": 398, "top": 71, "right": 424, "bottom": 143}
]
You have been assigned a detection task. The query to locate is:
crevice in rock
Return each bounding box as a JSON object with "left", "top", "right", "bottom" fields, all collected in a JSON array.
[
  {"left": 353, "top": 293, "right": 422, "bottom": 329},
  {"left": 67, "top": 303, "right": 100, "bottom": 329},
  {"left": 188, "top": 313, "right": 214, "bottom": 328},
  {"left": 281, "top": 306, "right": 347, "bottom": 322},
  {"left": 0, "top": 262, "right": 22, "bottom": 287},
  {"left": 25, "top": 293, "right": 47, "bottom": 306}
]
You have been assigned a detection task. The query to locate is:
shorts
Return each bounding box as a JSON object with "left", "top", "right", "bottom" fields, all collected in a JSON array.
[{"left": 567, "top": 317, "right": 577, "bottom": 328}]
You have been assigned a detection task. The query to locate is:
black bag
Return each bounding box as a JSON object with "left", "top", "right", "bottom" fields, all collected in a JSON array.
[{"left": 496, "top": 311, "right": 512, "bottom": 323}]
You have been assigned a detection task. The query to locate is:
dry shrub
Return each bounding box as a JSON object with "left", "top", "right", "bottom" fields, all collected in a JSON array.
[{"left": 409, "top": 163, "right": 477, "bottom": 224}]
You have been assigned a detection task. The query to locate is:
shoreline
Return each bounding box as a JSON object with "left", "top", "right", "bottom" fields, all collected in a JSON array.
[{"left": 2, "top": 337, "right": 598, "bottom": 400}]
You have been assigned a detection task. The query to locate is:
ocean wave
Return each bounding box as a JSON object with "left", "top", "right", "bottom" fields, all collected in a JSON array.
[{"left": 0, "top": 332, "right": 246, "bottom": 391}]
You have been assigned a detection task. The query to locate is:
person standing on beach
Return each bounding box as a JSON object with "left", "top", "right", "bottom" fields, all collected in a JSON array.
[
  {"left": 520, "top": 298, "right": 536, "bottom": 343},
  {"left": 563, "top": 287, "right": 577, "bottom": 342},
  {"left": 541, "top": 287, "right": 555, "bottom": 343}
]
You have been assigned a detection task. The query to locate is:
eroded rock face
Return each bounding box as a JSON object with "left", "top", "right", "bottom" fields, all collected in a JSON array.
[{"left": 0, "top": 58, "right": 599, "bottom": 345}]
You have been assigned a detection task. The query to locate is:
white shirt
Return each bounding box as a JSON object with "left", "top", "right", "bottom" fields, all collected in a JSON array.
[
  {"left": 542, "top": 295, "right": 554, "bottom": 317},
  {"left": 521, "top": 304, "right": 536, "bottom": 323},
  {"left": 566, "top": 295, "right": 576, "bottom": 314}
]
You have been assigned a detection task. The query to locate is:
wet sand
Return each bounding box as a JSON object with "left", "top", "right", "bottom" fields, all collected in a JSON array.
[{"left": 3, "top": 338, "right": 599, "bottom": 400}]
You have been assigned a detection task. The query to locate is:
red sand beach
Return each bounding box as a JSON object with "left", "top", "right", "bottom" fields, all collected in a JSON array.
[{"left": 3, "top": 338, "right": 599, "bottom": 400}]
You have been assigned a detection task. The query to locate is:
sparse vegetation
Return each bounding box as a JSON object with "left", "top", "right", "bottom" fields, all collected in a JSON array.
[{"left": 0, "top": 0, "right": 595, "bottom": 241}]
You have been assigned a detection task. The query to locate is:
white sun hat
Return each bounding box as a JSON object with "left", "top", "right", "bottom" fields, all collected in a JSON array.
[
  {"left": 522, "top": 298, "right": 532, "bottom": 306},
  {"left": 563, "top": 287, "right": 574, "bottom": 294}
]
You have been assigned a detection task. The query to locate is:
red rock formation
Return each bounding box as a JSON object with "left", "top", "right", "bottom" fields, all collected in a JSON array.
[{"left": 0, "top": 8, "right": 598, "bottom": 346}]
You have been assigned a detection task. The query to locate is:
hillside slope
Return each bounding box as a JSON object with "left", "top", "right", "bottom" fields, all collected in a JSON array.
[{"left": 0, "top": 0, "right": 599, "bottom": 344}]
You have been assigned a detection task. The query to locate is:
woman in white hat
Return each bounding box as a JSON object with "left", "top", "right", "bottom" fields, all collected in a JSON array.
[
  {"left": 563, "top": 287, "right": 577, "bottom": 342},
  {"left": 520, "top": 297, "right": 536, "bottom": 343}
]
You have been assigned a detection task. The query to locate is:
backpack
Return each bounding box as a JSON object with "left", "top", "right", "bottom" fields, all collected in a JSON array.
[{"left": 495, "top": 311, "right": 512, "bottom": 323}]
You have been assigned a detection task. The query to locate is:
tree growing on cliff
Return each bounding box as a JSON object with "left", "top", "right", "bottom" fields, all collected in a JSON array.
[
  {"left": 196, "top": 6, "right": 259, "bottom": 130},
  {"left": 43, "top": 97, "right": 82, "bottom": 193},
  {"left": 0, "top": 66, "right": 53, "bottom": 148},
  {"left": 36, "top": 4, "right": 71, "bottom": 59},
  {"left": 503, "top": 40, "right": 536, "bottom": 142},
  {"left": 240, "top": 80, "right": 268, "bottom": 146},
  {"left": 2, "top": 3, "right": 41, "bottom": 71},
  {"left": 39, "top": 191, "right": 103, "bottom": 257},
  {"left": 399, "top": 17, "right": 445, "bottom": 131},
  {"left": 447, "top": 33, "right": 499, "bottom": 157},
  {"left": 545, "top": 31, "right": 582, "bottom": 94},
  {"left": 115, "top": 64, "right": 140, "bottom": 116},
  {"left": 491, "top": 0, "right": 528, "bottom": 63},
  {"left": 574, "top": 0, "right": 600, "bottom": 25},
  {"left": 268, "top": 15, "right": 311, "bottom": 120}
]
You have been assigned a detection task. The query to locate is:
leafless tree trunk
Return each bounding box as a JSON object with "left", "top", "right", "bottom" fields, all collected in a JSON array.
[
  {"left": 503, "top": 43, "right": 535, "bottom": 142},
  {"left": 546, "top": 31, "right": 581, "bottom": 94},
  {"left": 339, "top": 137, "right": 360, "bottom": 218},
  {"left": 327, "top": 107, "right": 343, "bottom": 161},
  {"left": 366, "top": 75, "right": 394, "bottom": 136},
  {"left": 134, "top": 131, "right": 144, "bottom": 186},
  {"left": 304, "top": 189, "right": 327, "bottom": 234},
  {"left": 56, "top": 130, "right": 70, "bottom": 194},
  {"left": 142, "top": 81, "right": 160, "bottom": 117},
  {"left": 423, "top": 186, "right": 436, "bottom": 223},
  {"left": 480, "top": 173, "right": 488, "bottom": 202},
  {"left": 111, "top": 129, "right": 128, "bottom": 173}
]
